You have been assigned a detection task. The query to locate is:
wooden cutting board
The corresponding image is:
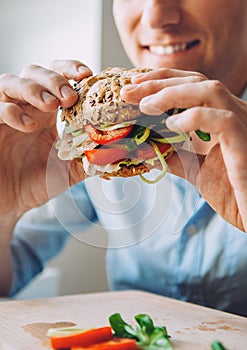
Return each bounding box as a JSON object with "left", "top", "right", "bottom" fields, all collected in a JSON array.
[{"left": 0, "top": 290, "right": 246, "bottom": 349}]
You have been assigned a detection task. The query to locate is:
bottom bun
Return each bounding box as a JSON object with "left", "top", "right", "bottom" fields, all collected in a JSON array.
[{"left": 98, "top": 162, "right": 155, "bottom": 180}]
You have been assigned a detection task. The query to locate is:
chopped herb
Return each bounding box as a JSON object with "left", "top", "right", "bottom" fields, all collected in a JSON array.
[
  {"left": 211, "top": 341, "right": 227, "bottom": 350},
  {"left": 195, "top": 129, "right": 211, "bottom": 141},
  {"left": 109, "top": 313, "right": 173, "bottom": 350}
]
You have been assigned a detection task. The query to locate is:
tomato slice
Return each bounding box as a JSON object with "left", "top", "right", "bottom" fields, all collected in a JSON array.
[
  {"left": 85, "top": 124, "right": 133, "bottom": 145},
  {"left": 84, "top": 148, "right": 129, "bottom": 166},
  {"left": 136, "top": 142, "right": 171, "bottom": 160},
  {"left": 50, "top": 326, "right": 113, "bottom": 349},
  {"left": 71, "top": 338, "right": 139, "bottom": 350}
]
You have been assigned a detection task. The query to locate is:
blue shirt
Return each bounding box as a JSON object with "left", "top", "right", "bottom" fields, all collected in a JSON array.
[{"left": 10, "top": 90, "right": 247, "bottom": 317}]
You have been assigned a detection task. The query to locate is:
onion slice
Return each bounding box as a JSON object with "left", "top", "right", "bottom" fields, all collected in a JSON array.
[{"left": 139, "top": 141, "right": 168, "bottom": 184}]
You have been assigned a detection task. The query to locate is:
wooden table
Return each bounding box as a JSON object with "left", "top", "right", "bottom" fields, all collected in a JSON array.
[{"left": 0, "top": 290, "right": 246, "bottom": 349}]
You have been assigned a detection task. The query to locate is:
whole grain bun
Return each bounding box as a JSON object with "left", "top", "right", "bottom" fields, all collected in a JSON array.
[
  {"left": 60, "top": 67, "right": 178, "bottom": 180},
  {"left": 62, "top": 67, "right": 151, "bottom": 129}
]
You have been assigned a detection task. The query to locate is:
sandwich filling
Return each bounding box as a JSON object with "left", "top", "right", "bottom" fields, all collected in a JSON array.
[
  {"left": 57, "top": 67, "right": 190, "bottom": 183},
  {"left": 57, "top": 111, "right": 188, "bottom": 183}
]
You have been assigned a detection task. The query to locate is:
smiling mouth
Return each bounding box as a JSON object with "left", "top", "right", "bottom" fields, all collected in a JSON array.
[{"left": 148, "top": 39, "right": 200, "bottom": 55}]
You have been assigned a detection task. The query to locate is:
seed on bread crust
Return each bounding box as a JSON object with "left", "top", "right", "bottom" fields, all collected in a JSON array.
[
  {"left": 62, "top": 67, "right": 152, "bottom": 129},
  {"left": 61, "top": 67, "right": 179, "bottom": 181}
]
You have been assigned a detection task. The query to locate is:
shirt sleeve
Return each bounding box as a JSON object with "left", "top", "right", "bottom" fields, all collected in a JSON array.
[{"left": 9, "top": 181, "right": 97, "bottom": 296}]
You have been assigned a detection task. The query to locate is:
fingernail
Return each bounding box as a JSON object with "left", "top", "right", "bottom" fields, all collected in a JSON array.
[
  {"left": 21, "top": 114, "right": 36, "bottom": 127},
  {"left": 42, "top": 91, "right": 57, "bottom": 103},
  {"left": 61, "top": 85, "right": 76, "bottom": 98},
  {"left": 132, "top": 74, "right": 146, "bottom": 81},
  {"left": 141, "top": 96, "right": 153, "bottom": 104},
  {"left": 140, "top": 97, "right": 163, "bottom": 115},
  {"left": 166, "top": 117, "right": 181, "bottom": 132},
  {"left": 77, "top": 65, "right": 87, "bottom": 73},
  {"left": 166, "top": 116, "right": 175, "bottom": 126},
  {"left": 122, "top": 84, "right": 138, "bottom": 91},
  {"left": 77, "top": 65, "right": 92, "bottom": 76}
]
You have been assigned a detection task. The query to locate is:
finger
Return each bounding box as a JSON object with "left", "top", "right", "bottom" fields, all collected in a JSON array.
[
  {"left": 166, "top": 106, "right": 247, "bottom": 183},
  {"left": 49, "top": 59, "right": 93, "bottom": 81},
  {"left": 0, "top": 73, "right": 60, "bottom": 112},
  {"left": 121, "top": 76, "right": 204, "bottom": 104},
  {"left": 139, "top": 80, "right": 232, "bottom": 115},
  {"left": 132, "top": 68, "right": 205, "bottom": 83},
  {"left": 166, "top": 106, "right": 246, "bottom": 144},
  {"left": 166, "top": 106, "right": 224, "bottom": 135},
  {"left": 20, "top": 65, "right": 79, "bottom": 108},
  {"left": 0, "top": 102, "right": 37, "bottom": 132}
]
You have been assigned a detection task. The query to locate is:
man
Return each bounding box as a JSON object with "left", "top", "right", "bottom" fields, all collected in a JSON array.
[{"left": 1, "top": 0, "right": 247, "bottom": 316}]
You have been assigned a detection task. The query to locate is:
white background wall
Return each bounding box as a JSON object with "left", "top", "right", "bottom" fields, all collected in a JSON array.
[
  {"left": 101, "top": 0, "right": 132, "bottom": 69},
  {"left": 0, "top": 0, "right": 102, "bottom": 74},
  {"left": 0, "top": 0, "right": 133, "bottom": 298},
  {"left": 0, "top": 0, "right": 106, "bottom": 298}
]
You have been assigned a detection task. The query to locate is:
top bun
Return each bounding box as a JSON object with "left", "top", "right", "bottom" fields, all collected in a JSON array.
[{"left": 62, "top": 67, "right": 151, "bottom": 129}]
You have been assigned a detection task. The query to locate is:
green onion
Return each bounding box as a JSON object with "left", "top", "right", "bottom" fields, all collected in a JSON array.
[
  {"left": 195, "top": 129, "right": 211, "bottom": 141},
  {"left": 134, "top": 127, "right": 151, "bottom": 145},
  {"left": 55, "top": 140, "right": 61, "bottom": 150},
  {"left": 139, "top": 141, "right": 168, "bottom": 184},
  {"left": 211, "top": 341, "right": 227, "bottom": 350},
  {"left": 71, "top": 129, "right": 84, "bottom": 137},
  {"left": 151, "top": 132, "right": 188, "bottom": 144},
  {"left": 97, "top": 120, "right": 137, "bottom": 131}
]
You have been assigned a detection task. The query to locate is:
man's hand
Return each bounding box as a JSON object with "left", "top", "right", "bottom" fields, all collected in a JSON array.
[
  {"left": 0, "top": 60, "right": 92, "bottom": 223},
  {"left": 121, "top": 68, "right": 247, "bottom": 232}
]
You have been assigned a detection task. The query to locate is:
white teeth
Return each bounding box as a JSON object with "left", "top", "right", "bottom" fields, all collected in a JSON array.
[{"left": 149, "top": 43, "right": 187, "bottom": 55}]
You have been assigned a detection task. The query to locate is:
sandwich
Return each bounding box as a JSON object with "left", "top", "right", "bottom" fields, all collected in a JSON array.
[{"left": 57, "top": 67, "right": 188, "bottom": 183}]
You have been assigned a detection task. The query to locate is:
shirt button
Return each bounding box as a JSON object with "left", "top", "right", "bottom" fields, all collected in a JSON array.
[{"left": 187, "top": 225, "right": 197, "bottom": 235}]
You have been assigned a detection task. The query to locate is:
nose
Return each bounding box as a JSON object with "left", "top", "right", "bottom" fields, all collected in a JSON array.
[{"left": 141, "top": 0, "right": 182, "bottom": 29}]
